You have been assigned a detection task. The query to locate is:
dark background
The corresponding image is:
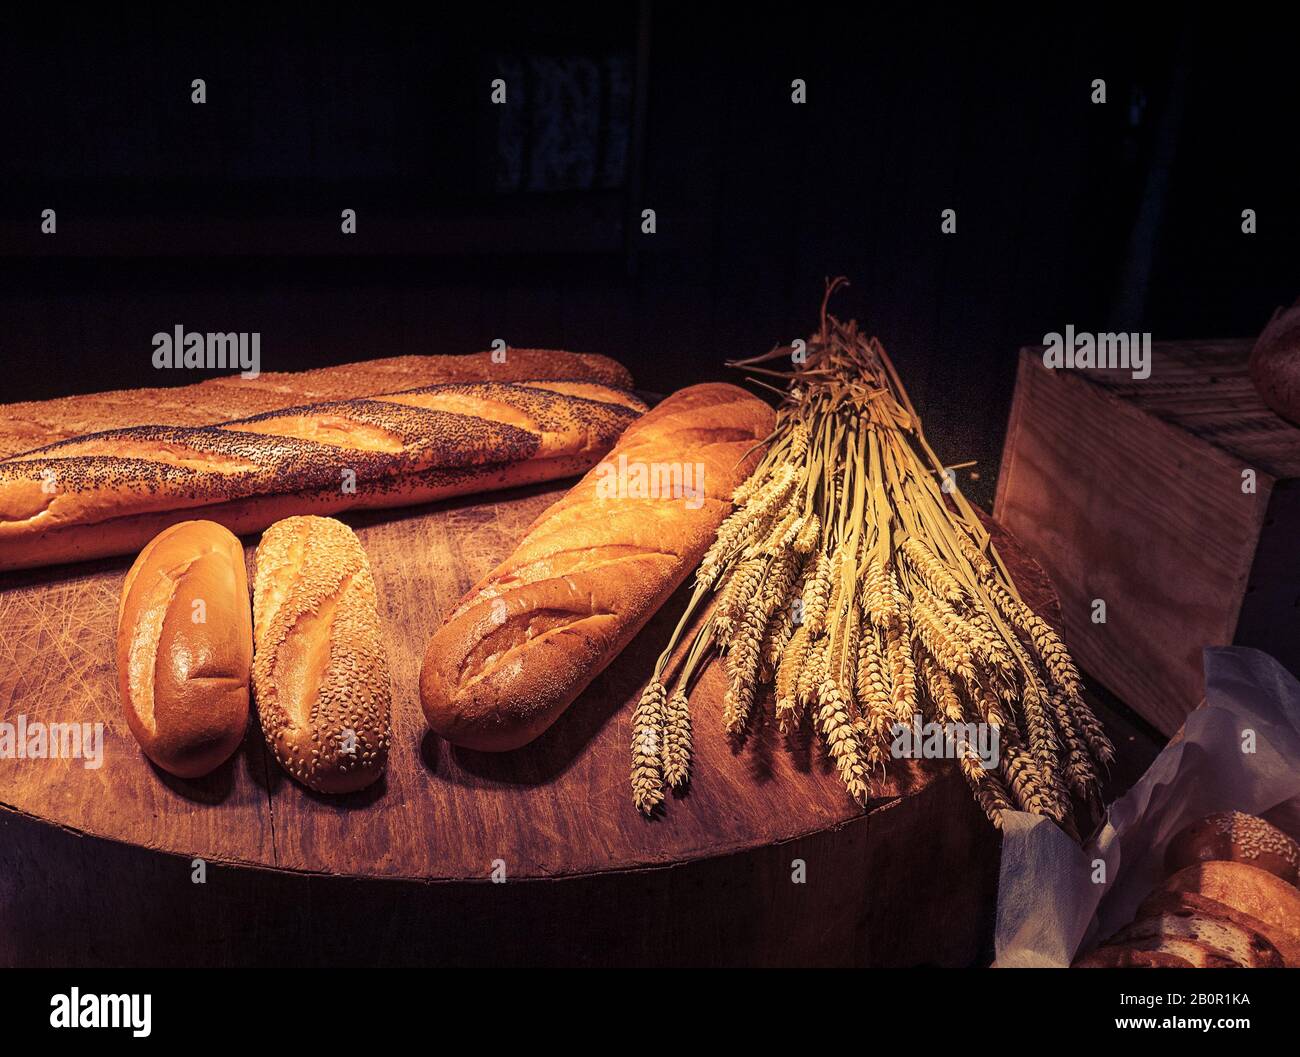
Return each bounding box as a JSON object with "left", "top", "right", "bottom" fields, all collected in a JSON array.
[{"left": 2, "top": 4, "right": 1296, "bottom": 506}]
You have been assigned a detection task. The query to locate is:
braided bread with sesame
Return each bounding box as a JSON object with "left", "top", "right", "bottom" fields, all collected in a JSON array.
[
  {"left": 420, "top": 383, "right": 775, "bottom": 751},
  {"left": 0, "top": 379, "right": 646, "bottom": 572}
]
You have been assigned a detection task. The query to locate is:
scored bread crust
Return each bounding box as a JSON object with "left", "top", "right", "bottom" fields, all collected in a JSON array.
[
  {"left": 0, "top": 380, "right": 645, "bottom": 572},
  {"left": 252, "top": 516, "right": 391, "bottom": 794},
  {"left": 420, "top": 382, "right": 776, "bottom": 751},
  {"left": 0, "top": 348, "right": 635, "bottom": 458},
  {"left": 1136, "top": 888, "right": 1300, "bottom": 967},
  {"left": 1096, "top": 936, "right": 1239, "bottom": 969},
  {"left": 1159, "top": 860, "right": 1300, "bottom": 968},
  {"left": 1108, "top": 908, "right": 1284, "bottom": 967},
  {"left": 1072, "top": 948, "right": 1193, "bottom": 968},
  {"left": 116, "top": 520, "right": 252, "bottom": 778}
]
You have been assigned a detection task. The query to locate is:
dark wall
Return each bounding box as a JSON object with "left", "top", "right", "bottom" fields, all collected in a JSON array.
[{"left": 1, "top": 5, "right": 1296, "bottom": 506}]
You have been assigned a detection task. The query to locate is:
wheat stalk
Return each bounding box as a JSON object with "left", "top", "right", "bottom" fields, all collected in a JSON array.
[
  {"left": 631, "top": 682, "right": 667, "bottom": 815},
  {"left": 630, "top": 281, "right": 1111, "bottom": 835},
  {"left": 661, "top": 689, "right": 692, "bottom": 790}
]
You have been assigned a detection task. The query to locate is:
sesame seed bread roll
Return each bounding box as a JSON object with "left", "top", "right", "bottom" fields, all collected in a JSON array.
[
  {"left": 116, "top": 520, "right": 252, "bottom": 778},
  {"left": 0, "top": 380, "right": 646, "bottom": 573},
  {"left": 1164, "top": 811, "right": 1300, "bottom": 886},
  {"left": 252, "top": 516, "right": 392, "bottom": 794},
  {"left": 420, "top": 383, "right": 775, "bottom": 751}
]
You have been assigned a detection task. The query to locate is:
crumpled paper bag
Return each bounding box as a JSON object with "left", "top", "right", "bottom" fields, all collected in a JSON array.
[{"left": 994, "top": 646, "right": 1300, "bottom": 968}]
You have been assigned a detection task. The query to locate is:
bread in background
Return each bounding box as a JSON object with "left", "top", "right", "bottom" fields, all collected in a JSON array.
[
  {"left": 1157, "top": 861, "right": 1300, "bottom": 967},
  {"left": 1074, "top": 810, "right": 1300, "bottom": 968},
  {"left": 1164, "top": 810, "right": 1300, "bottom": 885}
]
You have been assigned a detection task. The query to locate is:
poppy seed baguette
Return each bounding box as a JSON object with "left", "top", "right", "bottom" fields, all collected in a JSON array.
[
  {"left": 420, "top": 383, "right": 775, "bottom": 751},
  {"left": 0, "top": 380, "right": 645, "bottom": 572},
  {"left": 0, "top": 348, "right": 634, "bottom": 458}
]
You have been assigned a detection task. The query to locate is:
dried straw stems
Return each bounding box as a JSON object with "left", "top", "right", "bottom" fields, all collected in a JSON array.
[{"left": 631, "top": 282, "right": 1113, "bottom": 833}]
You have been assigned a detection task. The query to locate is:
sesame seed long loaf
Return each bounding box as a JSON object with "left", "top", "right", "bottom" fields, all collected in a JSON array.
[
  {"left": 253, "top": 515, "right": 392, "bottom": 795},
  {"left": 420, "top": 383, "right": 776, "bottom": 751},
  {"left": 0, "top": 379, "right": 646, "bottom": 572}
]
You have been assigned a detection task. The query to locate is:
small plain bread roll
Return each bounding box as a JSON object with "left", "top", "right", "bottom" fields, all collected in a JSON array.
[
  {"left": 116, "top": 520, "right": 252, "bottom": 777},
  {"left": 252, "top": 515, "right": 391, "bottom": 794}
]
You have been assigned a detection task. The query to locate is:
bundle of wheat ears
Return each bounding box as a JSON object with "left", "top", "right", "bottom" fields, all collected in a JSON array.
[{"left": 631, "top": 281, "right": 1114, "bottom": 832}]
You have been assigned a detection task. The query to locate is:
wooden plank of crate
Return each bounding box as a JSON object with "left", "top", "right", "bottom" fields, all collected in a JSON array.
[{"left": 995, "top": 345, "right": 1274, "bottom": 734}]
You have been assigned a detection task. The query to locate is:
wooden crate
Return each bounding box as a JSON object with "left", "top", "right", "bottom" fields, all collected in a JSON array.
[{"left": 995, "top": 338, "right": 1300, "bottom": 735}]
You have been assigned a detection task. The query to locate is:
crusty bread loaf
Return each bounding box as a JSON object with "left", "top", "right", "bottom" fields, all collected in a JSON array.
[
  {"left": 0, "top": 348, "right": 634, "bottom": 459},
  {"left": 1165, "top": 810, "right": 1300, "bottom": 886},
  {"left": 1108, "top": 909, "right": 1283, "bottom": 967},
  {"left": 420, "top": 383, "right": 775, "bottom": 751},
  {"left": 1074, "top": 812, "right": 1300, "bottom": 970},
  {"left": 1073, "top": 947, "right": 1192, "bottom": 968},
  {"left": 0, "top": 380, "right": 645, "bottom": 573},
  {"left": 116, "top": 520, "right": 252, "bottom": 778},
  {"left": 1159, "top": 860, "right": 1300, "bottom": 968},
  {"left": 1249, "top": 299, "right": 1300, "bottom": 427},
  {"left": 1136, "top": 889, "right": 1300, "bottom": 967},
  {"left": 1094, "top": 936, "right": 1239, "bottom": 969},
  {"left": 252, "top": 516, "right": 390, "bottom": 794}
]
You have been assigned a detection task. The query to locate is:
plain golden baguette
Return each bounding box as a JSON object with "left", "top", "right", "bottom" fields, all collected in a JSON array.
[
  {"left": 116, "top": 520, "right": 252, "bottom": 778},
  {"left": 252, "top": 516, "right": 391, "bottom": 794},
  {"left": 0, "top": 348, "right": 634, "bottom": 459},
  {"left": 420, "top": 383, "right": 775, "bottom": 751},
  {"left": 0, "top": 380, "right": 646, "bottom": 572}
]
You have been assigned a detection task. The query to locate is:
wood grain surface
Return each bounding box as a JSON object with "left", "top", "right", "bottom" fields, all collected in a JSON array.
[
  {"left": 1073, "top": 339, "right": 1300, "bottom": 478},
  {"left": 0, "top": 479, "right": 1057, "bottom": 884},
  {"left": 995, "top": 340, "right": 1300, "bottom": 734}
]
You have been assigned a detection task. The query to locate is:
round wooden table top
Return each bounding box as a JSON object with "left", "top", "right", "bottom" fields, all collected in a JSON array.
[{"left": 0, "top": 484, "right": 1058, "bottom": 882}]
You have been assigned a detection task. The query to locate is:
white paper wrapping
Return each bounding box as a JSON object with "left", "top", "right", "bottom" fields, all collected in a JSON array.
[{"left": 994, "top": 646, "right": 1300, "bottom": 968}]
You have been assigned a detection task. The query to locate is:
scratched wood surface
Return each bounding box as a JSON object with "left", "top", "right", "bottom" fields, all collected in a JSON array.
[{"left": 0, "top": 478, "right": 1056, "bottom": 883}]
